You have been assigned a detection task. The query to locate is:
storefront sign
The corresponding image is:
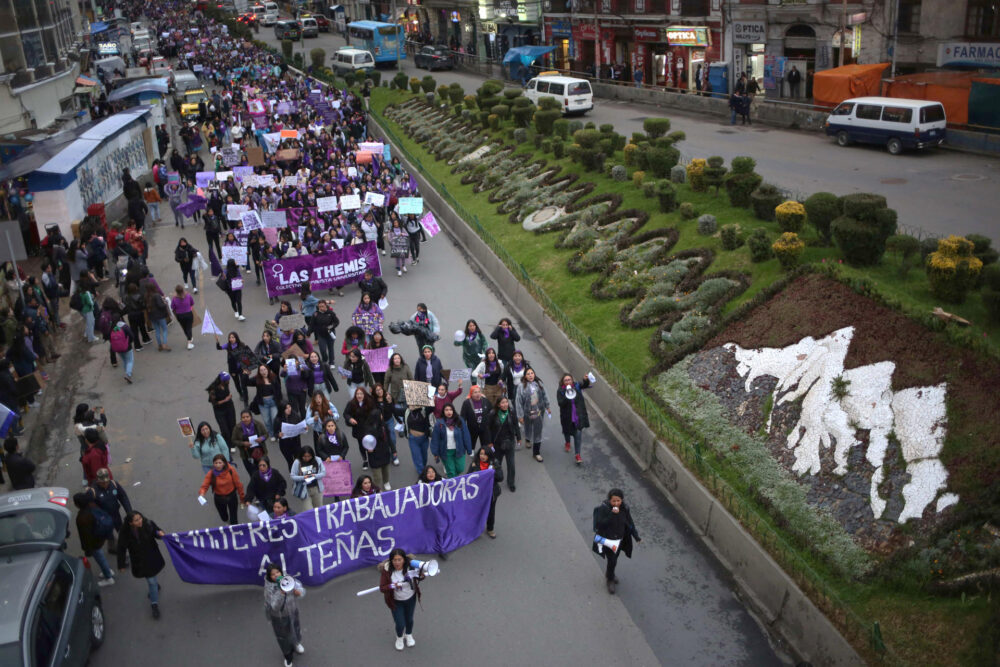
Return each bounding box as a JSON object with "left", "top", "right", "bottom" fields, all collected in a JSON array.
[
  {"left": 573, "top": 23, "right": 597, "bottom": 41},
  {"left": 852, "top": 26, "right": 862, "bottom": 56},
  {"left": 634, "top": 27, "right": 661, "bottom": 42},
  {"left": 98, "top": 42, "right": 119, "bottom": 54},
  {"left": 732, "top": 20, "right": 765, "bottom": 44},
  {"left": 665, "top": 26, "right": 709, "bottom": 47},
  {"left": 937, "top": 42, "right": 1000, "bottom": 68},
  {"left": 550, "top": 19, "right": 571, "bottom": 38}
]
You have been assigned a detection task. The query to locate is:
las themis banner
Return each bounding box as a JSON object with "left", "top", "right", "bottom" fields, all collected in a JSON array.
[{"left": 263, "top": 241, "right": 381, "bottom": 297}]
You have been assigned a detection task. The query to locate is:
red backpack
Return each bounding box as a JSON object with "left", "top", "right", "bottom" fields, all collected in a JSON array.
[{"left": 110, "top": 326, "right": 129, "bottom": 353}]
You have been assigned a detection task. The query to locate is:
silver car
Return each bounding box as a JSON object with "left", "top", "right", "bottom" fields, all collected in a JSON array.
[{"left": 0, "top": 488, "right": 105, "bottom": 666}]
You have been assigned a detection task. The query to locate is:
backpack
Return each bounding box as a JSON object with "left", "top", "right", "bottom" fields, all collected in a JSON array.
[
  {"left": 110, "top": 326, "right": 129, "bottom": 353},
  {"left": 69, "top": 291, "right": 83, "bottom": 311},
  {"left": 96, "top": 310, "right": 113, "bottom": 338},
  {"left": 91, "top": 506, "right": 114, "bottom": 539}
]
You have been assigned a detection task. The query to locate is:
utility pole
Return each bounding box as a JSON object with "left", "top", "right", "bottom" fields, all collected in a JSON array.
[
  {"left": 838, "top": 0, "right": 846, "bottom": 67},
  {"left": 889, "top": 0, "right": 900, "bottom": 77},
  {"left": 392, "top": 0, "right": 401, "bottom": 71}
]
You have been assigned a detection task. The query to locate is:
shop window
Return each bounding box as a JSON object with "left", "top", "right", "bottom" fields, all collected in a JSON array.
[
  {"left": 634, "top": 0, "right": 645, "bottom": 13},
  {"left": 898, "top": 0, "right": 920, "bottom": 34},
  {"left": 966, "top": 0, "right": 1000, "bottom": 37},
  {"left": 680, "top": 0, "right": 708, "bottom": 16}
]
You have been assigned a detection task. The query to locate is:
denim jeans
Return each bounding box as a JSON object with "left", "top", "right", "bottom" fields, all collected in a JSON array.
[
  {"left": 120, "top": 349, "right": 135, "bottom": 378},
  {"left": 84, "top": 310, "right": 97, "bottom": 342},
  {"left": 152, "top": 318, "right": 168, "bottom": 347},
  {"left": 147, "top": 576, "right": 160, "bottom": 605},
  {"left": 564, "top": 428, "right": 583, "bottom": 455},
  {"left": 408, "top": 434, "right": 428, "bottom": 475},
  {"left": 391, "top": 595, "right": 416, "bottom": 637},
  {"left": 92, "top": 547, "right": 113, "bottom": 579},
  {"left": 149, "top": 202, "right": 160, "bottom": 221},
  {"left": 260, "top": 396, "right": 278, "bottom": 437}
]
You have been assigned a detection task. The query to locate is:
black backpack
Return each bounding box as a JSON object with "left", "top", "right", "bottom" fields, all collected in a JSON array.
[{"left": 69, "top": 291, "right": 83, "bottom": 312}]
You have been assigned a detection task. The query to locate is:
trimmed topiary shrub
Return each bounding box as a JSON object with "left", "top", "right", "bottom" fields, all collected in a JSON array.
[
  {"left": 343, "top": 71, "right": 356, "bottom": 88},
  {"left": 512, "top": 96, "right": 532, "bottom": 108},
  {"left": 687, "top": 159, "right": 707, "bottom": 192},
  {"left": 534, "top": 109, "right": 560, "bottom": 135},
  {"left": 670, "top": 165, "right": 686, "bottom": 184},
  {"left": 926, "top": 235, "right": 983, "bottom": 304},
  {"left": 552, "top": 141, "right": 565, "bottom": 159},
  {"left": 632, "top": 170, "right": 645, "bottom": 188},
  {"left": 464, "top": 95, "right": 477, "bottom": 109},
  {"left": 775, "top": 200, "right": 807, "bottom": 233},
  {"left": 648, "top": 146, "right": 681, "bottom": 179},
  {"left": 573, "top": 129, "right": 602, "bottom": 148},
  {"left": 488, "top": 114, "right": 500, "bottom": 131},
  {"left": 721, "top": 224, "right": 742, "bottom": 250},
  {"left": 966, "top": 233, "right": 1000, "bottom": 267},
  {"left": 448, "top": 83, "right": 464, "bottom": 105},
  {"left": 697, "top": 214, "right": 717, "bottom": 236},
  {"left": 679, "top": 202, "right": 697, "bottom": 220},
  {"left": 479, "top": 111, "right": 490, "bottom": 129},
  {"left": 394, "top": 72, "right": 409, "bottom": 90},
  {"left": 368, "top": 71, "right": 382, "bottom": 87},
  {"left": 772, "top": 232, "right": 805, "bottom": 270},
  {"left": 611, "top": 165, "right": 627, "bottom": 182},
  {"left": 492, "top": 104, "right": 511, "bottom": 120},
  {"left": 409, "top": 77, "right": 422, "bottom": 94},
  {"left": 667, "top": 130, "right": 686, "bottom": 143},
  {"left": 503, "top": 88, "right": 522, "bottom": 100},
  {"left": 553, "top": 118, "right": 570, "bottom": 139},
  {"left": 751, "top": 183, "right": 783, "bottom": 221},
  {"left": 723, "top": 171, "right": 762, "bottom": 208},
  {"left": 803, "top": 192, "right": 840, "bottom": 243},
  {"left": 657, "top": 181, "right": 677, "bottom": 213},
  {"left": 511, "top": 104, "right": 535, "bottom": 127},
  {"left": 642, "top": 180, "right": 658, "bottom": 198},
  {"left": 981, "top": 264, "right": 1000, "bottom": 323},
  {"left": 513, "top": 128, "right": 527, "bottom": 144},
  {"left": 281, "top": 39, "right": 293, "bottom": 60},
  {"left": 568, "top": 120, "right": 584, "bottom": 134},
  {"left": 599, "top": 123, "right": 614, "bottom": 134},
  {"left": 703, "top": 156, "right": 727, "bottom": 193},
  {"left": 438, "top": 84, "right": 450, "bottom": 101},
  {"left": 623, "top": 143, "right": 638, "bottom": 167},
  {"left": 310, "top": 48, "right": 326, "bottom": 69},
  {"left": 631, "top": 132, "right": 647, "bottom": 144},
  {"left": 747, "top": 227, "right": 772, "bottom": 263},
  {"left": 830, "top": 193, "right": 898, "bottom": 266},
  {"left": 585, "top": 121, "right": 596, "bottom": 129},
  {"left": 644, "top": 117, "right": 671, "bottom": 138},
  {"left": 730, "top": 156, "right": 756, "bottom": 174},
  {"left": 541, "top": 139, "right": 553, "bottom": 153},
  {"left": 885, "top": 234, "right": 921, "bottom": 277}
]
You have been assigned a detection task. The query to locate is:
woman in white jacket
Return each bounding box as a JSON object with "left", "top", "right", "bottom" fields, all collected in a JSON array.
[{"left": 289, "top": 445, "right": 327, "bottom": 510}]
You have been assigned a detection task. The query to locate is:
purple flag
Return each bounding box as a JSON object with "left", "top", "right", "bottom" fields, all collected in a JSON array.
[
  {"left": 175, "top": 194, "right": 207, "bottom": 218},
  {"left": 263, "top": 241, "right": 381, "bottom": 297},
  {"left": 164, "top": 469, "right": 494, "bottom": 586}
]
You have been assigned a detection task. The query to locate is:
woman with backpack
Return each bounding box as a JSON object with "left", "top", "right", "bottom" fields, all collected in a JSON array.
[
  {"left": 198, "top": 453, "right": 245, "bottom": 525},
  {"left": 174, "top": 238, "right": 199, "bottom": 294},
  {"left": 124, "top": 283, "right": 151, "bottom": 351},
  {"left": 144, "top": 282, "right": 171, "bottom": 352},
  {"left": 73, "top": 492, "right": 116, "bottom": 587},
  {"left": 109, "top": 320, "right": 135, "bottom": 383}
]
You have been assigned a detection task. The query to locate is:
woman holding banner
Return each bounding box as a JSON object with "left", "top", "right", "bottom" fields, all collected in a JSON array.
[
  {"left": 263, "top": 563, "right": 305, "bottom": 666},
  {"left": 468, "top": 447, "right": 502, "bottom": 538}
]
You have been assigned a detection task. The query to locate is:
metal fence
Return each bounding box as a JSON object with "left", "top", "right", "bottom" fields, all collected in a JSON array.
[{"left": 369, "top": 105, "right": 900, "bottom": 664}]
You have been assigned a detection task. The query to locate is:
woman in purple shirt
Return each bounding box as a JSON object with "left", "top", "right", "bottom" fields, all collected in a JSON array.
[{"left": 170, "top": 285, "right": 196, "bottom": 350}]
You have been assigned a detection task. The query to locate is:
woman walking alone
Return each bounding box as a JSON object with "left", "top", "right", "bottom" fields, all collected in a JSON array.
[
  {"left": 198, "top": 454, "right": 245, "bottom": 525},
  {"left": 592, "top": 488, "right": 641, "bottom": 594},
  {"left": 174, "top": 238, "right": 199, "bottom": 293},
  {"left": 263, "top": 563, "right": 305, "bottom": 667},
  {"left": 116, "top": 511, "right": 167, "bottom": 618},
  {"left": 517, "top": 368, "right": 551, "bottom": 463},
  {"left": 378, "top": 548, "right": 426, "bottom": 651},
  {"left": 557, "top": 373, "right": 592, "bottom": 465}
]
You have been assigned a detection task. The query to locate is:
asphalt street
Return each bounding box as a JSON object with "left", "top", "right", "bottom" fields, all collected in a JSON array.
[
  {"left": 260, "top": 25, "right": 1000, "bottom": 242},
  {"left": 32, "top": 84, "right": 791, "bottom": 666}
]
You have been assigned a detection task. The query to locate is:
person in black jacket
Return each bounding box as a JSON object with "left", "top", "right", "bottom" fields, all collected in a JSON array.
[
  {"left": 357, "top": 269, "right": 387, "bottom": 302},
  {"left": 592, "top": 488, "right": 641, "bottom": 595},
  {"left": 174, "top": 238, "right": 199, "bottom": 293},
  {"left": 485, "top": 396, "right": 521, "bottom": 492},
  {"left": 244, "top": 457, "right": 288, "bottom": 513},
  {"left": 309, "top": 299, "right": 339, "bottom": 365},
  {"left": 117, "top": 511, "right": 167, "bottom": 619},
  {"left": 3, "top": 437, "right": 34, "bottom": 488},
  {"left": 413, "top": 345, "right": 443, "bottom": 390},
  {"left": 489, "top": 318, "right": 521, "bottom": 364},
  {"left": 459, "top": 385, "right": 493, "bottom": 451},
  {"left": 87, "top": 468, "right": 133, "bottom": 553},
  {"left": 467, "top": 446, "right": 502, "bottom": 538}
]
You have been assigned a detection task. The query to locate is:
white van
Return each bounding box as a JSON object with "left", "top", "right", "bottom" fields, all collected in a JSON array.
[
  {"left": 262, "top": 1, "right": 279, "bottom": 25},
  {"left": 525, "top": 73, "right": 593, "bottom": 115},
  {"left": 332, "top": 48, "right": 375, "bottom": 76},
  {"left": 172, "top": 70, "right": 200, "bottom": 105},
  {"left": 825, "top": 96, "right": 946, "bottom": 155}
]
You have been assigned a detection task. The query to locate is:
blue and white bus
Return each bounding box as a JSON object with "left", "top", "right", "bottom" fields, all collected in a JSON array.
[{"left": 347, "top": 20, "right": 405, "bottom": 64}]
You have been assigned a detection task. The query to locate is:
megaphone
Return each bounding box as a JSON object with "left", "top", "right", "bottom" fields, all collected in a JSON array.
[{"left": 409, "top": 559, "right": 440, "bottom": 577}]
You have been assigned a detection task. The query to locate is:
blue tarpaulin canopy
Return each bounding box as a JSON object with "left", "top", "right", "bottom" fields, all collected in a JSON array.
[
  {"left": 90, "top": 21, "right": 109, "bottom": 34},
  {"left": 502, "top": 45, "right": 555, "bottom": 67}
]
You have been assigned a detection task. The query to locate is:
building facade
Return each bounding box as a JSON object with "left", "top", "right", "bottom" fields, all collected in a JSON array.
[{"left": 0, "top": 0, "right": 84, "bottom": 132}]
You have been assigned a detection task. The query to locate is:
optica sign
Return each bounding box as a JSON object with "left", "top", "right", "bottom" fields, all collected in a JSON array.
[
  {"left": 665, "top": 26, "right": 709, "bottom": 47},
  {"left": 732, "top": 20, "right": 765, "bottom": 44}
]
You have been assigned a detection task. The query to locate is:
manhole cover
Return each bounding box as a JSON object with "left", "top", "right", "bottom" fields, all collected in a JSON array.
[
  {"left": 718, "top": 129, "right": 737, "bottom": 134},
  {"left": 879, "top": 177, "right": 907, "bottom": 185},
  {"left": 952, "top": 173, "right": 986, "bottom": 181}
]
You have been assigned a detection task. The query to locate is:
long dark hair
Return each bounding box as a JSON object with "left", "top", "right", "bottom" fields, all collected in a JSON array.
[
  {"left": 387, "top": 547, "right": 408, "bottom": 570},
  {"left": 194, "top": 421, "right": 216, "bottom": 444}
]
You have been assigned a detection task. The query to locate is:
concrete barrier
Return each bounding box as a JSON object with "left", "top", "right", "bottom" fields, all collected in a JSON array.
[{"left": 369, "top": 114, "right": 864, "bottom": 667}]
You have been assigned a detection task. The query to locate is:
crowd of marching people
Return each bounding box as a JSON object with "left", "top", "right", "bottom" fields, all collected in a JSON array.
[{"left": 0, "top": 0, "right": 643, "bottom": 663}]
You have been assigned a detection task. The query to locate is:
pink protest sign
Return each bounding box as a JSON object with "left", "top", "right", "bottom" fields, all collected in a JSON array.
[
  {"left": 420, "top": 212, "right": 440, "bottom": 238},
  {"left": 323, "top": 460, "right": 353, "bottom": 497},
  {"left": 361, "top": 347, "right": 390, "bottom": 374}
]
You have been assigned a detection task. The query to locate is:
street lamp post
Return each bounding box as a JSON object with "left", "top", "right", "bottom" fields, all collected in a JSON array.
[{"left": 391, "top": 0, "right": 401, "bottom": 71}]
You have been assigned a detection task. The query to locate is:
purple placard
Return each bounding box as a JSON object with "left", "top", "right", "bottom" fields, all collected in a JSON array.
[
  {"left": 196, "top": 171, "right": 215, "bottom": 188},
  {"left": 263, "top": 241, "right": 381, "bottom": 297},
  {"left": 164, "top": 469, "right": 493, "bottom": 585},
  {"left": 233, "top": 166, "right": 255, "bottom": 182},
  {"left": 361, "top": 347, "right": 390, "bottom": 373}
]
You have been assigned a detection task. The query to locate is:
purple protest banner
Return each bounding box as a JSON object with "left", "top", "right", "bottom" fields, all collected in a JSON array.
[
  {"left": 164, "top": 469, "right": 493, "bottom": 586},
  {"left": 263, "top": 241, "right": 381, "bottom": 298},
  {"left": 195, "top": 171, "right": 215, "bottom": 188}
]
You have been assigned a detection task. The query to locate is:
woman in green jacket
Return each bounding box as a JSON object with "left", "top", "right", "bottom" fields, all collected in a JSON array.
[{"left": 453, "top": 319, "right": 487, "bottom": 371}]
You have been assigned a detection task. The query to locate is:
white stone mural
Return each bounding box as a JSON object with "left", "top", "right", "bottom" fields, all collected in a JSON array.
[{"left": 725, "top": 327, "right": 953, "bottom": 523}]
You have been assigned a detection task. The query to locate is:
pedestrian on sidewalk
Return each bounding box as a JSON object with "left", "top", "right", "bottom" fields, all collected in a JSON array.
[
  {"left": 430, "top": 403, "right": 471, "bottom": 478},
  {"left": 81, "top": 428, "right": 111, "bottom": 485},
  {"left": 116, "top": 511, "right": 167, "bottom": 619},
  {"left": 73, "top": 492, "right": 115, "bottom": 587},
  {"left": 170, "top": 285, "right": 196, "bottom": 350},
  {"left": 592, "top": 488, "right": 641, "bottom": 595},
  {"left": 220, "top": 258, "right": 245, "bottom": 320},
  {"left": 378, "top": 548, "right": 426, "bottom": 651},
  {"left": 264, "top": 563, "right": 305, "bottom": 667},
  {"left": 145, "top": 282, "right": 171, "bottom": 352},
  {"left": 124, "top": 283, "right": 150, "bottom": 350},
  {"left": 517, "top": 367, "right": 551, "bottom": 463},
  {"left": 468, "top": 446, "right": 502, "bottom": 538},
  {"left": 143, "top": 182, "right": 162, "bottom": 223},
  {"left": 72, "top": 405, "right": 107, "bottom": 458},
  {"left": 485, "top": 396, "right": 520, "bottom": 492},
  {"left": 174, "top": 238, "right": 199, "bottom": 294},
  {"left": 557, "top": 373, "right": 593, "bottom": 465},
  {"left": 190, "top": 421, "right": 230, "bottom": 474},
  {"left": 199, "top": 454, "right": 245, "bottom": 525},
  {"left": 86, "top": 468, "right": 132, "bottom": 555},
  {"left": 729, "top": 90, "right": 740, "bottom": 125},
  {"left": 3, "top": 436, "right": 35, "bottom": 489}
]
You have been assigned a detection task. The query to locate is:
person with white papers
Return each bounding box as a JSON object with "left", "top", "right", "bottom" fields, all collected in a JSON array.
[{"left": 592, "top": 488, "right": 641, "bottom": 595}]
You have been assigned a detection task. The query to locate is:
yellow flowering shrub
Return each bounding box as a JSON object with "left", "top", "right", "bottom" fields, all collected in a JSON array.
[
  {"left": 775, "top": 200, "right": 807, "bottom": 233},
  {"left": 687, "top": 158, "right": 707, "bottom": 192},
  {"left": 623, "top": 143, "right": 638, "bottom": 167},
  {"left": 632, "top": 170, "right": 646, "bottom": 188},
  {"left": 926, "top": 235, "right": 983, "bottom": 303},
  {"left": 772, "top": 232, "right": 805, "bottom": 270}
]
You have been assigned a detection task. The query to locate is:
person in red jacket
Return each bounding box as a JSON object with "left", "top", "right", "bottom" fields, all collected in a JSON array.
[
  {"left": 198, "top": 454, "right": 245, "bottom": 525},
  {"left": 81, "top": 428, "right": 111, "bottom": 485},
  {"left": 378, "top": 548, "right": 426, "bottom": 651}
]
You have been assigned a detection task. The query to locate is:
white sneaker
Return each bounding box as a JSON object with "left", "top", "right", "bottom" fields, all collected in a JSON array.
[
  {"left": 184, "top": 284, "right": 189, "bottom": 289},
  {"left": 98, "top": 577, "right": 115, "bottom": 587},
  {"left": 397, "top": 270, "right": 401, "bottom": 276},
  {"left": 383, "top": 482, "right": 391, "bottom": 491},
  {"left": 295, "top": 644, "right": 304, "bottom": 654},
  {"left": 238, "top": 315, "right": 246, "bottom": 321},
  {"left": 394, "top": 637, "right": 404, "bottom": 651},
  {"left": 284, "top": 660, "right": 293, "bottom": 667},
  {"left": 402, "top": 266, "right": 407, "bottom": 273},
  {"left": 405, "top": 634, "right": 415, "bottom": 647},
  {"left": 381, "top": 250, "right": 386, "bottom": 256},
  {"left": 187, "top": 342, "right": 195, "bottom": 350},
  {"left": 192, "top": 287, "right": 198, "bottom": 294},
  {"left": 235, "top": 312, "right": 240, "bottom": 319}
]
